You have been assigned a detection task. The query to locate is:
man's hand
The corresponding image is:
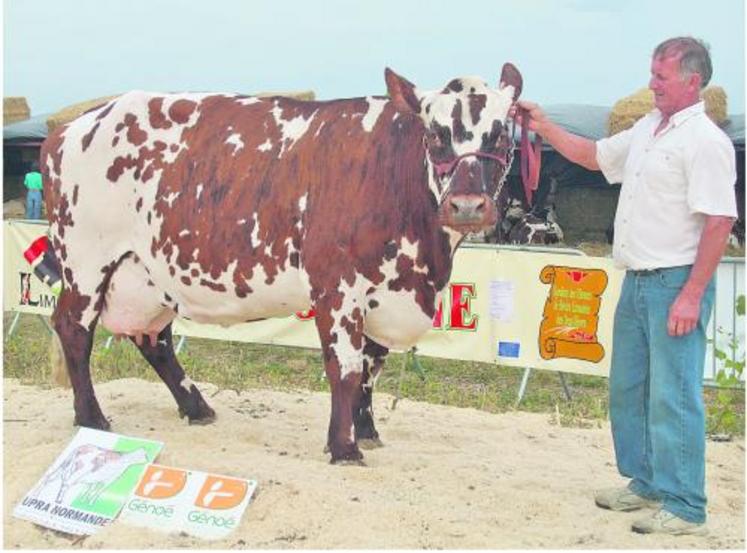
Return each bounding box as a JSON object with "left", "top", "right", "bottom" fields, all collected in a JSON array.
[
  {"left": 512, "top": 100, "right": 547, "bottom": 134},
  {"left": 667, "top": 287, "right": 702, "bottom": 336}
]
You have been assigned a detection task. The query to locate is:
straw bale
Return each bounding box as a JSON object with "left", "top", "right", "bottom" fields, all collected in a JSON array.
[
  {"left": 608, "top": 86, "right": 729, "bottom": 136},
  {"left": 46, "top": 95, "right": 121, "bottom": 132},
  {"left": 701, "top": 86, "right": 727, "bottom": 125},
  {"left": 4, "top": 97, "right": 31, "bottom": 125},
  {"left": 254, "top": 90, "right": 316, "bottom": 101}
]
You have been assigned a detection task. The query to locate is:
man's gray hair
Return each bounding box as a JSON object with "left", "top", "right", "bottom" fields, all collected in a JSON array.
[{"left": 653, "top": 37, "right": 712, "bottom": 88}]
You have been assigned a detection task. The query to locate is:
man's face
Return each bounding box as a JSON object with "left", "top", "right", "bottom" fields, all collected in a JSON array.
[{"left": 649, "top": 54, "right": 700, "bottom": 117}]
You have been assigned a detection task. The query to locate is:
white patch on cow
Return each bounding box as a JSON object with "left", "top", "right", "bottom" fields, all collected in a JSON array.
[
  {"left": 361, "top": 97, "right": 388, "bottom": 132},
  {"left": 362, "top": 248, "right": 436, "bottom": 351},
  {"left": 329, "top": 276, "right": 365, "bottom": 380},
  {"left": 237, "top": 218, "right": 247, "bottom": 225},
  {"left": 163, "top": 191, "right": 181, "bottom": 208},
  {"left": 298, "top": 192, "right": 308, "bottom": 213},
  {"left": 225, "top": 132, "right": 244, "bottom": 153},
  {"left": 180, "top": 377, "right": 194, "bottom": 390},
  {"left": 271, "top": 104, "right": 317, "bottom": 158},
  {"left": 196, "top": 184, "right": 203, "bottom": 200},
  {"left": 235, "top": 97, "right": 261, "bottom": 106},
  {"left": 250, "top": 213, "right": 260, "bottom": 246},
  {"left": 192, "top": 248, "right": 199, "bottom": 259},
  {"left": 257, "top": 139, "right": 273, "bottom": 152},
  {"left": 178, "top": 229, "right": 190, "bottom": 237},
  {"left": 314, "top": 121, "right": 326, "bottom": 137}
]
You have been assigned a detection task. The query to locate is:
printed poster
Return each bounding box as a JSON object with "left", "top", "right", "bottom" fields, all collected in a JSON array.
[
  {"left": 120, "top": 464, "right": 258, "bottom": 540},
  {"left": 13, "top": 428, "right": 163, "bottom": 535},
  {"left": 538, "top": 265, "right": 609, "bottom": 362}
]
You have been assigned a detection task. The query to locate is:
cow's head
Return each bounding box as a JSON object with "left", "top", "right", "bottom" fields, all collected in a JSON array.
[{"left": 385, "top": 64, "right": 522, "bottom": 234}]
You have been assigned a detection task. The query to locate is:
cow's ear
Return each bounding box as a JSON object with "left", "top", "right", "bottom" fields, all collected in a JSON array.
[
  {"left": 498, "top": 63, "right": 523, "bottom": 101},
  {"left": 385, "top": 68, "right": 421, "bottom": 115}
]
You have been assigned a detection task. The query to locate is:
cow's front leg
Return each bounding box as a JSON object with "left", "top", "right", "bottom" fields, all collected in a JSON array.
[
  {"left": 313, "top": 295, "right": 366, "bottom": 465},
  {"left": 355, "top": 337, "right": 389, "bottom": 448}
]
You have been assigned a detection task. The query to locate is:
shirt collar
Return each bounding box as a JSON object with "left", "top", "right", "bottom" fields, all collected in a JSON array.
[{"left": 653, "top": 101, "right": 705, "bottom": 128}]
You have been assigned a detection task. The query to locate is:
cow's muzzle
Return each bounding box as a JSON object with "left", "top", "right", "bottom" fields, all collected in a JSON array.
[{"left": 440, "top": 193, "right": 497, "bottom": 233}]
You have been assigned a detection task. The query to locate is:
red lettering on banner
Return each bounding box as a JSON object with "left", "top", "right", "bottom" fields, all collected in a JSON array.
[
  {"left": 295, "top": 309, "right": 316, "bottom": 320},
  {"left": 296, "top": 284, "right": 478, "bottom": 331},
  {"left": 432, "top": 298, "right": 444, "bottom": 328},
  {"left": 449, "top": 283, "right": 478, "bottom": 330}
]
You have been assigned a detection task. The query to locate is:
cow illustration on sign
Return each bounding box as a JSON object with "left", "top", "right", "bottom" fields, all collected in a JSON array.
[{"left": 31, "top": 444, "right": 148, "bottom": 505}]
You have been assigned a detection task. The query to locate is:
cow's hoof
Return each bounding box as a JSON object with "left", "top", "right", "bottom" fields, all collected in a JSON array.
[
  {"left": 75, "top": 414, "right": 111, "bottom": 431},
  {"left": 328, "top": 443, "right": 364, "bottom": 465},
  {"left": 331, "top": 458, "right": 367, "bottom": 467},
  {"left": 358, "top": 437, "right": 384, "bottom": 450},
  {"left": 179, "top": 400, "right": 216, "bottom": 425}
]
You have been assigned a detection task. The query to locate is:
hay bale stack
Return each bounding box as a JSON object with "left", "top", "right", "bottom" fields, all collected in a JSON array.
[
  {"left": 4, "top": 97, "right": 31, "bottom": 125},
  {"left": 46, "top": 95, "right": 121, "bottom": 132},
  {"left": 701, "top": 86, "right": 728, "bottom": 125},
  {"left": 254, "top": 90, "right": 316, "bottom": 101},
  {"left": 607, "top": 86, "right": 729, "bottom": 136}
]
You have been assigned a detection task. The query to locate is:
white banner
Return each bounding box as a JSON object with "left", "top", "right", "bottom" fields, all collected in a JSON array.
[{"left": 5, "top": 220, "right": 742, "bottom": 380}]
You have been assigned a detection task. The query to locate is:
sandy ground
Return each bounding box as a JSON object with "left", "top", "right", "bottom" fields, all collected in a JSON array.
[{"left": 3, "top": 377, "right": 744, "bottom": 549}]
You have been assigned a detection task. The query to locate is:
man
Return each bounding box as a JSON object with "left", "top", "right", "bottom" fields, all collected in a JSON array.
[
  {"left": 24, "top": 160, "right": 43, "bottom": 219},
  {"left": 517, "top": 37, "right": 737, "bottom": 535}
]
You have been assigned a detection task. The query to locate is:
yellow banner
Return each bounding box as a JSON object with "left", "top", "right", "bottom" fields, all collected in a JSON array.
[{"left": 4, "top": 221, "right": 624, "bottom": 377}]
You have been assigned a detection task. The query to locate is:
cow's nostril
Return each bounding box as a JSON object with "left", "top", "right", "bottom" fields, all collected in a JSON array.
[
  {"left": 450, "top": 200, "right": 460, "bottom": 213},
  {"left": 475, "top": 198, "right": 486, "bottom": 212}
]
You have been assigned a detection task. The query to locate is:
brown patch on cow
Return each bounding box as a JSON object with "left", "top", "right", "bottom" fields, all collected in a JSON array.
[
  {"left": 147, "top": 280, "right": 155, "bottom": 286},
  {"left": 368, "top": 299, "right": 379, "bottom": 309},
  {"left": 82, "top": 122, "right": 101, "bottom": 152},
  {"left": 96, "top": 102, "right": 116, "bottom": 121},
  {"left": 190, "top": 268, "right": 199, "bottom": 277},
  {"left": 135, "top": 197, "right": 143, "bottom": 212},
  {"left": 72, "top": 185, "right": 79, "bottom": 206},
  {"left": 148, "top": 98, "right": 173, "bottom": 130},
  {"left": 169, "top": 266, "right": 176, "bottom": 277},
  {"left": 451, "top": 101, "right": 472, "bottom": 143},
  {"left": 112, "top": 136, "right": 120, "bottom": 147},
  {"left": 180, "top": 276, "right": 192, "bottom": 286},
  {"left": 168, "top": 100, "right": 197, "bottom": 124},
  {"left": 123, "top": 113, "right": 148, "bottom": 146},
  {"left": 199, "top": 279, "right": 227, "bottom": 292},
  {"left": 444, "top": 79, "right": 464, "bottom": 93},
  {"left": 340, "top": 307, "right": 364, "bottom": 350},
  {"left": 468, "top": 94, "right": 487, "bottom": 125}
]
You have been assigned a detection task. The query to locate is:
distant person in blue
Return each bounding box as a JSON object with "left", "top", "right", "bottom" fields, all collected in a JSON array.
[
  {"left": 24, "top": 161, "right": 43, "bottom": 219},
  {"left": 518, "top": 37, "right": 737, "bottom": 536}
]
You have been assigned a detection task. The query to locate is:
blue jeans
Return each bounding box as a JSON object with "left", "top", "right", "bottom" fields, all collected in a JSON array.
[
  {"left": 26, "top": 189, "right": 42, "bottom": 219},
  {"left": 609, "top": 265, "right": 714, "bottom": 523}
]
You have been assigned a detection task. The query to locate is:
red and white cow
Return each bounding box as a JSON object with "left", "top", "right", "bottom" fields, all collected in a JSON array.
[{"left": 43, "top": 65, "right": 523, "bottom": 463}]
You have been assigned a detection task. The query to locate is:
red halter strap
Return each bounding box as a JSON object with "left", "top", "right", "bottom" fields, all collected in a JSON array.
[{"left": 518, "top": 106, "right": 542, "bottom": 205}]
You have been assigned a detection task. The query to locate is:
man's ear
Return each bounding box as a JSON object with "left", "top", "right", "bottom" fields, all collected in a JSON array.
[
  {"left": 385, "top": 68, "right": 421, "bottom": 115},
  {"left": 498, "top": 62, "right": 523, "bottom": 101}
]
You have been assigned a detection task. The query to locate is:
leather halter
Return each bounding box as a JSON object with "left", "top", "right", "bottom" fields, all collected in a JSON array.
[{"left": 426, "top": 104, "right": 543, "bottom": 205}]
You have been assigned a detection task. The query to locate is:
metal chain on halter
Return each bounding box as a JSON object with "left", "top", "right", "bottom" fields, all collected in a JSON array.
[{"left": 492, "top": 130, "right": 516, "bottom": 203}]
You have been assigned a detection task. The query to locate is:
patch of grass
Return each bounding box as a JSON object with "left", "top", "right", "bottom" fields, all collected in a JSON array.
[{"left": 3, "top": 312, "right": 743, "bottom": 435}]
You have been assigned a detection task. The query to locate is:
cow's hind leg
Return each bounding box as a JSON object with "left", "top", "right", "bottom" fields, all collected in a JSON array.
[
  {"left": 355, "top": 337, "right": 388, "bottom": 449},
  {"left": 129, "top": 324, "right": 215, "bottom": 424},
  {"left": 52, "top": 287, "right": 110, "bottom": 430}
]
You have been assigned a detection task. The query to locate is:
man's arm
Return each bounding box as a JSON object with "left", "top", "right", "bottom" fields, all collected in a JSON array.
[
  {"left": 668, "top": 215, "right": 736, "bottom": 337},
  {"left": 516, "top": 100, "right": 600, "bottom": 171}
]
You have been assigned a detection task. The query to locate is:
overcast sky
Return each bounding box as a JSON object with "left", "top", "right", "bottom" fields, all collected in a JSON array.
[{"left": 3, "top": 0, "right": 745, "bottom": 116}]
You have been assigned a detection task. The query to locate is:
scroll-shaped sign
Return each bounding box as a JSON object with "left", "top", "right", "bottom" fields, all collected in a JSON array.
[{"left": 538, "top": 265, "right": 608, "bottom": 363}]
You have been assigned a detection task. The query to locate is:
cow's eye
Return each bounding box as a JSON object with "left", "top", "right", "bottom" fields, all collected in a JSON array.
[{"left": 426, "top": 131, "right": 442, "bottom": 149}]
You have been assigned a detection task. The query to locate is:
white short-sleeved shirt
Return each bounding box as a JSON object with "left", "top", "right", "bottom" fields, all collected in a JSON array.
[{"left": 596, "top": 101, "right": 737, "bottom": 270}]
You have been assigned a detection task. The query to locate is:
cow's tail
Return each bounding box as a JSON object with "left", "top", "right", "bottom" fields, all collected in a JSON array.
[{"left": 23, "top": 236, "right": 70, "bottom": 388}]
